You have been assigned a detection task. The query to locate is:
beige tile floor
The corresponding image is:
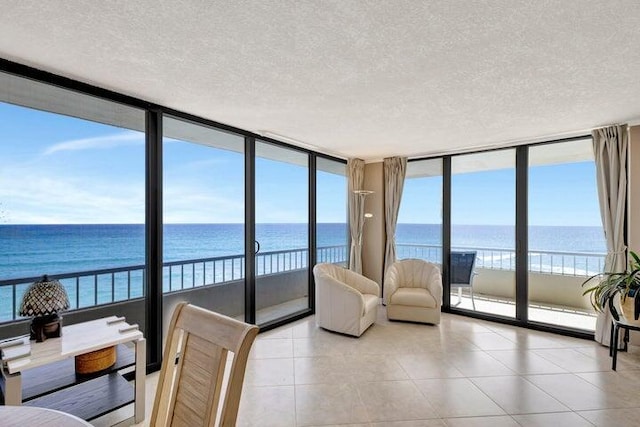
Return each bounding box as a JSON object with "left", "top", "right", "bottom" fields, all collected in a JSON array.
[{"left": 95, "top": 306, "right": 640, "bottom": 427}]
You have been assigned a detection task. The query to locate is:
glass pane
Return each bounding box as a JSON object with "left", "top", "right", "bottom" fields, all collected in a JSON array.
[
  {"left": 316, "top": 158, "right": 348, "bottom": 266},
  {"left": 162, "top": 116, "right": 245, "bottom": 337},
  {"left": 451, "top": 149, "right": 516, "bottom": 317},
  {"left": 0, "top": 72, "right": 146, "bottom": 337},
  {"left": 255, "top": 141, "right": 309, "bottom": 324},
  {"left": 396, "top": 159, "right": 443, "bottom": 264},
  {"left": 528, "top": 139, "right": 604, "bottom": 330}
]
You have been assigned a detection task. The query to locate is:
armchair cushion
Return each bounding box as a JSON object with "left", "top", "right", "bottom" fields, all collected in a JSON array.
[{"left": 390, "top": 287, "right": 438, "bottom": 308}]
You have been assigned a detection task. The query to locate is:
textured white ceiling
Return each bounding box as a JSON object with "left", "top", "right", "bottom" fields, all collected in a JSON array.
[{"left": 1, "top": 1, "right": 639, "bottom": 161}]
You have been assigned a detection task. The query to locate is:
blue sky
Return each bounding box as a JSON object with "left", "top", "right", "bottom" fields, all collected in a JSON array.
[
  {"left": 398, "top": 160, "right": 602, "bottom": 227},
  {"left": 0, "top": 102, "right": 346, "bottom": 224},
  {"left": 1, "top": 101, "right": 602, "bottom": 227}
]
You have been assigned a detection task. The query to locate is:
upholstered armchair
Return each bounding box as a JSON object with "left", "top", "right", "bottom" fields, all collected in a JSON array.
[
  {"left": 313, "top": 263, "right": 380, "bottom": 337},
  {"left": 384, "top": 259, "right": 443, "bottom": 324}
]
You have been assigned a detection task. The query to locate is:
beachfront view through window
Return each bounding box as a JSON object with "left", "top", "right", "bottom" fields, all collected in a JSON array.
[
  {"left": 452, "top": 149, "right": 517, "bottom": 318},
  {"left": 0, "top": 73, "right": 349, "bottom": 331},
  {"left": 0, "top": 69, "right": 605, "bottom": 335},
  {"left": 162, "top": 116, "right": 246, "bottom": 328},
  {"left": 316, "top": 157, "right": 348, "bottom": 268},
  {"left": 528, "top": 139, "right": 604, "bottom": 330},
  {"left": 255, "top": 141, "right": 310, "bottom": 324},
  {"left": 0, "top": 74, "right": 146, "bottom": 325},
  {"left": 396, "top": 159, "right": 443, "bottom": 264},
  {"left": 396, "top": 141, "right": 605, "bottom": 331}
]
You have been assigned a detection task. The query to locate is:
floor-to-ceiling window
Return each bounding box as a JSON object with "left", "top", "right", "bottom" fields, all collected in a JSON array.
[
  {"left": 316, "top": 157, "right": 348, "bottom": 267},
  {"left": 0, "top": 71, "right": 146, "bottom": 337},
  {"left": 162, "top": 116, "right": 245, "bottom": 338},
  {"left": 396, "top": 159, "right": 443, "bottom": 264},
  {"left": 0, "top": 62, "right": 348, "bottom": 372},
  {"left": 527, "top": 139, "right": 605, "bottom": 331},
  {"left": 451, "top": 149, "right": 516, "bottom": 318},
  {"left": 255, "top": 141, "right": 310, "bottom": 325}
]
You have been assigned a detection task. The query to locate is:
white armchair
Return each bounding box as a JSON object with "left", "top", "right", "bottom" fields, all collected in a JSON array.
[
  {"left": 313, "top": 263, "right": 380, "bottom": 337},
  {"left": 384, "top": 259, "right": 442, "bottom": 324}
]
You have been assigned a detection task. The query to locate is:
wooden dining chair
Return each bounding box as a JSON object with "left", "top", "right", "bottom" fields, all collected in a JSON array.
[{"left": 150, "top": 302, "right": 259, "bottom": 427}]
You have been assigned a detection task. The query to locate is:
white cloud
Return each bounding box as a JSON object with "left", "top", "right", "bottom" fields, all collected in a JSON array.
[
  {"left": 43, "top": 130, "right": 144, "bottom": 156},
  {"left": 163, "top": 184, "right": 244, "bottom": 223},
  {"left": 0, "top": 170, "right": 145, "bottom": 224}
]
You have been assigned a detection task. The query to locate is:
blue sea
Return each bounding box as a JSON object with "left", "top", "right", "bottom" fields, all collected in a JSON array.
[
  {"left": 0, "top": 223, "right": 607, "bottom": 321},
  {"left": 0, "top": 223, "right": 606, "bottom": 280}
]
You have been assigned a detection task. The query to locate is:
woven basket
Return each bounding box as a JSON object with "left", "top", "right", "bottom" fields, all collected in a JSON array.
[{"left": 75, "top": 346, "right": 117, "bottom": 375}]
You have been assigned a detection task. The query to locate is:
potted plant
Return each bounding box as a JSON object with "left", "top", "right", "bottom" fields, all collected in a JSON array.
[{"left": 582, "top": 251, "right": 640, "bottom": 325}]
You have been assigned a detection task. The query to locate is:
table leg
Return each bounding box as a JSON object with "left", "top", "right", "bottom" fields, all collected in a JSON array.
[
  {"left": 3, "top": 371, "right": 22, "bottom": 405},
  {"left": 134, "top": 337, "right": 146, "bottom": 423},
  {"left": 609, "top": 322, "right": 615, "bottom": 357},
  {"left": 612, "top": 325, "right": 620, "bottom": 371},
  {"left": 624, "top": 328, "right": 630, "bottom": 352}
]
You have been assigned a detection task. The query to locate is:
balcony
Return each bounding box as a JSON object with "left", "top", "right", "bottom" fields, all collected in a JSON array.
[
  {"left": 0, "top": 245, "right": 348, "bottom": 334},
  {"left": 0, "top": 243, "right": 601, "bottom": 335},
  {"left": 398, "top": 243, "right": 603, "bottom": 331}
]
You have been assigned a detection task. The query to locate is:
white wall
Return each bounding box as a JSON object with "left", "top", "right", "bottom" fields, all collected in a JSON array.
[{"left": 362, "top": 162, "right": 385, "bottom": 286}]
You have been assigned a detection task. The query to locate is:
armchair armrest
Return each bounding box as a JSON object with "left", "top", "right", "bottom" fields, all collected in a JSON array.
[{"left": 426, "top": 266, "right": 443, "bottom": 305}]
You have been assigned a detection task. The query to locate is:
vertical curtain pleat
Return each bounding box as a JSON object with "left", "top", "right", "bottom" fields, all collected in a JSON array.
[
  {"left": 383, "top": 157, "right": 407, "bottom": 279},
  {"left": 592, "top": 124, "right": 628, "bottom": 346},
  {"left": 348, "top": 158, "right": 365, "bottom": 273}
]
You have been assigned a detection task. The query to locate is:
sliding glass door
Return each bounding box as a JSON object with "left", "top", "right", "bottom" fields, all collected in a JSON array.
[
  {"left": 255, "top": 141, "right": 310, "bottom": 325},
  {"left": 451, "top": 150, "right": 516, "bottom": 318},
  {"left": 162, "top": 116, "right": 245, "bottom": 342},
  {"left": 528, "top": 139, "right": 605, "bottom": 330}
]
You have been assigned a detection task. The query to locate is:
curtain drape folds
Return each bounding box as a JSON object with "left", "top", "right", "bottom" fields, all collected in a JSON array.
[
  {"left": 383, "top": 157, "right": 407, "bottom": 277},
  {"left": 592, "top": 124, "right": 628, "bottom": 346},
  {"left": 348, "top": 158, "right": 366, "bottom": 273}
]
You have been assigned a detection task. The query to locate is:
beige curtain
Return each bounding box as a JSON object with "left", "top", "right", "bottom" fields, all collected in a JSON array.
[
  {"left": 592, "top": 124, "right": 628, "bottom": 346},
  {"left": 383, "top": 157, "right": 407, "bottom": 277},
  {"left": 348, "top": 158, "right": 365, "bottom": 273}
]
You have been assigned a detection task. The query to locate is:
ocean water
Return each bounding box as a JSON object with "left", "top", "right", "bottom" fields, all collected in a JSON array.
[
  {"left": 0, "top": 223, "right": 606, "bottom": 321},
  {"left": 0, "top": 223, "right": 348, "bottom": 280},
  {"left": 0, "top": 223, "right": 606, "bottom": 280}
]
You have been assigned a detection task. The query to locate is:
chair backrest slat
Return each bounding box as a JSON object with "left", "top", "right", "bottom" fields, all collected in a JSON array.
[{"left": 151, "top": 303, "right": 259, "bottom": 427}]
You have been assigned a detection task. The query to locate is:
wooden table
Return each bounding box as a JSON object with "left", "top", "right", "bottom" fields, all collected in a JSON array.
[
  {"left": 0, "top": 405, "right": 92, "bottom": 426},
  {"left": 1, "top": 316, "right": 146, "bottom": 423}
]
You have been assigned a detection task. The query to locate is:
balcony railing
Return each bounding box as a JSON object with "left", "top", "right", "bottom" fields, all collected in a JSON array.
[
  {"left": 0, "top": 245, "right": 348, "bottom": 323},
  {"left": 396, "top": 243, "right": 606, "bottom": 276},
  {"left": 1, "top": 243, "right": 603, "bottom": 323}
]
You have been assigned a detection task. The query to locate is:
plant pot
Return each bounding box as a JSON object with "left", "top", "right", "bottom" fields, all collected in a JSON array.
[{"left": 620, "top": 295, "right": 640, "bottom": 326}]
